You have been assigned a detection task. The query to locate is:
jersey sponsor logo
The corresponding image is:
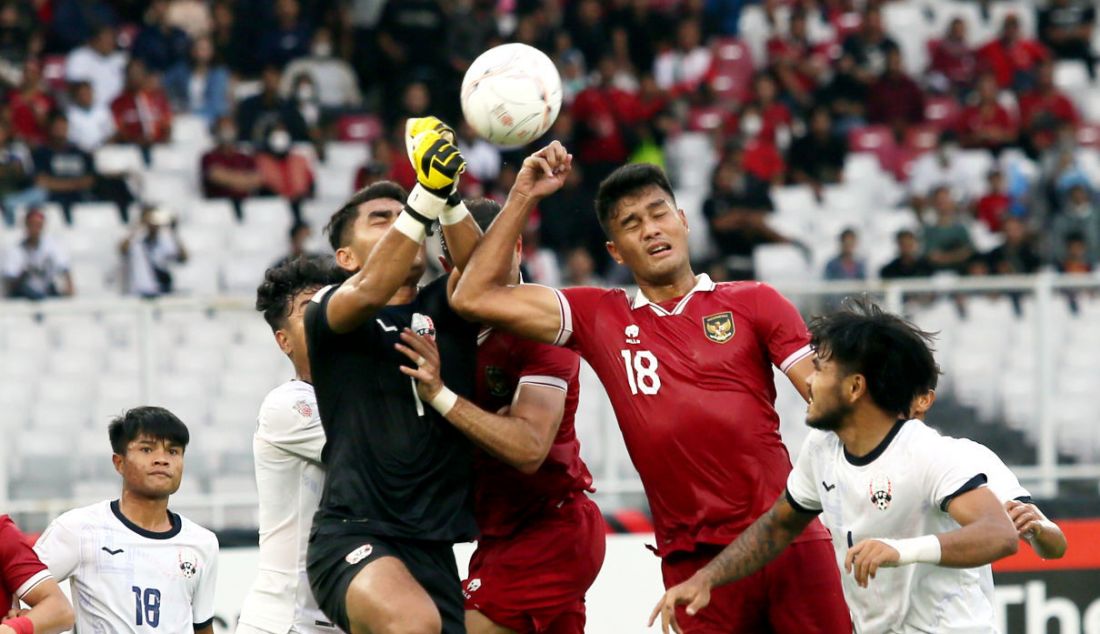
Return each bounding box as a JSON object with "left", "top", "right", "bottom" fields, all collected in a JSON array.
[
  {"left": 345, "top": 544, "right": 373, "bottom": 565},
  {"left": 625, "top": 324, "right": 640, "bottom": 344},
  {"left": 293, "top": 400, "right": 313, "bottom": 419},
  {"left": 822, "top": 481, "right": 836, "bottom": 492},
  {"left": 485, "top": 366, "right": 510, "bottom": 398},
  {"left": 375, "top": 319, "right": 398, "bottom": 332},
  {"left": 178, "top": 549, "right": 199, "bottom": 579},
  {"left": 869, "top": 474, "right": 893, "bottom": 510},
  {"left": 101, "top": 546, "right": 124, "bottom": 556},
  {"left": 702, "top": 312, "right": 735, "bottom": 344}
]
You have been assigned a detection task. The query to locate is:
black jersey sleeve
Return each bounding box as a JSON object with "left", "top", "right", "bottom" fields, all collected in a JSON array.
[{"left": 304, "top": 284, "right": 382, "bottom": 349}]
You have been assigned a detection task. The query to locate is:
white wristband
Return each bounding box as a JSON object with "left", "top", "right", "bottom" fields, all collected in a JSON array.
[
  {"left": 428, "top": 386, "right": 458, "bottom": 416},
  {"left": 407, "top": 183, "right": 449, "bottom": 220},
  {"left": 879, "top": 535, "right": 941, "bottom": 565},
  {"left": 393, "top": 211, "right": 426, "bottom": 243},
  {"left": 440, "top": 200, "right": 470, "bottom": 226}
]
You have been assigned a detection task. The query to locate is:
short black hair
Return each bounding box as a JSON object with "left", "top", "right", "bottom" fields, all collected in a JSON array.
[
  {"left": 594, "top": 163, "right": 675, "bottom": 235},
  {"left": 1065, "top": 230, "right": 1086, "bottom": 244},
  {"left": 255, "top": 254, "right": 345, "bottom": 330},
  {"left": 809, "top": 298, "right": 941, "bottom": 419},
  {"left": 108, "top": 407, "right": 190, "bottom": 455},
  {"left": 441, "top": 198, "right": 501, "bottom": 264},
  {"left": 324, "top": 181, "right": 408, "bottom": 251},
  {"left": 840, "top": 227, "right": 857, "bottom": 241},
  {"left": 896, "top": 229, "right": 916, "bottom": 241}
]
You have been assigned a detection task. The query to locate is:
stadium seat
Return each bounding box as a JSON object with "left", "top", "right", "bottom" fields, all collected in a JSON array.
[
  {"left": 141, "top": 170, "right": 197, "bottom": 208},
  {"left": 316, "top": 166, "right": 354, "bottom": 201},
  {"left": 71, "top": 202, "right": 123, "bottom": 231},
  {"left": 73, "top": 479, "right": 121, "bottom": 502},
  {"left": 325, "top": 142, "right": 370, "bottom": 169},
  {"left": 186, "top": 199, "right": 237, "bottom": 228},
  {"left": 335, "top": 114, "right": 383, "bottom": 143},
  {"left": 1054, "top": 61, "right": 1091, "bottom": 95},
  {"left": 94, "top": 144, "right": 144, "bottom": 174},
  {"left": 753, "top": 243, "right": 812, "bottom": 283},
  {"left": 242, "top": 197, "right": 292, "bottom": 229},
  {"left": 172, "top": 261, "right": 222, "bottom": 295},
  {"left": 152, "top": 144, "right": 201, "bottom": 174},
  {"left": 171, "top": 114, "right": 212, "bottom": 148}
]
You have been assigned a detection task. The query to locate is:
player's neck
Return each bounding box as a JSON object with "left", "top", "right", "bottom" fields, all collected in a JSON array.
[
  {"left": 635, "top": 268, "right": 698, "bottom": 304},
  {"left": 386, "top": 284, "right": 418, "bottom": 306},
  {"left": 837, "top": 412, "right": 902, "bottom": 461},
  {"left": 118, "top": 490, "right": 173, "bottom": 533}
]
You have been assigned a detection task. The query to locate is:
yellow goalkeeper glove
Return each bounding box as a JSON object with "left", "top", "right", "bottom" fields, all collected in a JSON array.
[{"left": 406, "top": 117, "right": 466, "bottom": 198}]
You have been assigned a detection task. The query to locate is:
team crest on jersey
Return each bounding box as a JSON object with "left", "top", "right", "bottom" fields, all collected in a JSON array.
[
  {"left": 485, "top": 366, "right": 510, "bottom": 398},
  {"left": 869, "top": 474, "right": 893, "bottom": 510},
  {"left": 345, "top": 544, "right": 373, "bottom": 565},
  {"left": 293, "top": 400, "right": 313, "bottom": 419},
  {"left": 702, "top": 312, "right": 735, "bottom": 344},
  {"left": 625, "top": 324, "right": 640, "bottom": 344},
  {"left": 412, "top": 313, "right": 436, "bottom": 340},
  {"left": 178, "top": 550, "right": 199, "bottom": 579}
]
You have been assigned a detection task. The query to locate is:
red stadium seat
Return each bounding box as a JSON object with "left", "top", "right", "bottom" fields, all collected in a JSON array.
[
  {"left": 848, "top": 126, "right": 902, "bottom": 177},
  {"left": 41, "top": 55, "right": 67, "bottom": 93},
  {"left": 686, "top": 105, "right": 736, "bottom": 133},
  {"left": 335, "top": 114, "right": 383, "bottom": 143},
  {"left": 905, "top": 124, "right": 940, "bottom": 152},
  {"left": 708, "top": 38, "right": 754, "bottom": 104}
]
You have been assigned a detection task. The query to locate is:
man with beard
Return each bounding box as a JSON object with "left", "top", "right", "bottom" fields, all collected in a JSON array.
[{"left": 651, "top": 300, "right": 1021, "bottom": 634}]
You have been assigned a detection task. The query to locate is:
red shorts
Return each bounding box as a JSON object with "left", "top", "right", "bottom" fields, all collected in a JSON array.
[
  {"left": 463, "top": 494, "right": 606, "bottom": 634},
  {"left": 661, "top": 538, "right": 851, "bottom": 634}
]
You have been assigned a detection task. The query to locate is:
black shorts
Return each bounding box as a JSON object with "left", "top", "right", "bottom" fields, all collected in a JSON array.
[{"left": 306, "top": 527, "right": 464, "bottom": 634}]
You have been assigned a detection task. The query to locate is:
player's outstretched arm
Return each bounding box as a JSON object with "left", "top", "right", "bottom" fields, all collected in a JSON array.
[
  {"left": 845, "top": 487, "right": 1018, "bottom": 588},
  {"left": 396, "top": 329, "right": 564, "bottom": 474},
  {"left": 648, "top": 495, "right": 815, "bottom": 634},
  {"left": 1006, "top": 499, "right": 1067, "bottom": 559},
  {"left": 451, "top": 141, "right": 573, "bottom": 345}
]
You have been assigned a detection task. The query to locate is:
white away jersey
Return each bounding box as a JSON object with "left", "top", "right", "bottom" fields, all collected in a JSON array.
[
  {"left": 238, "top": 380, "right": 338, "bottom": 634},
  {"left": 787, "top": 419, "right": 995, "bottom": 634},
  {"left": 34, "top": 500, "right": 218, "bottom": 634}
]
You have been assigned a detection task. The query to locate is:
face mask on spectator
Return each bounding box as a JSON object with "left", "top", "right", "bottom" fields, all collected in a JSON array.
[
  {"left": 218, "top": 127, "right": 237, "bottom": 145},
  {"left": 269, "top": 129, "right": 291, "bottom": 154},
  {"left": 312, "top": 42, "right": 332, "bottom": 58},
  {"left": 297, "top": 84, "right": 316, "bottom": 101}
]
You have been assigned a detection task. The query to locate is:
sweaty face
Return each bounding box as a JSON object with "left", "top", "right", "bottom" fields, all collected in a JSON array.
[
  {"left": 805, "top": 354, "right": 854, "bottom": 431},
  {"left": 116, "top": 435, "right": 184, "bottom": 499},
  {"left": 338, "top": 198, "right": 427, "bottom": 278},
  {"left": 606, "top": 185, "right": 690, "bottom": 286}
]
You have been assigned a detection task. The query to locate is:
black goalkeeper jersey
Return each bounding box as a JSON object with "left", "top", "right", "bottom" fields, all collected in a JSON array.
[{"left": 304, "top": 274, "right": 478, "bottom": 542}]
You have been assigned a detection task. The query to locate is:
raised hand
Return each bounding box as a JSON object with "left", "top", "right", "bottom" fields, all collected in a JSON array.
[{"left": 512, "top": 140, "right": 573, "bottom": 202}]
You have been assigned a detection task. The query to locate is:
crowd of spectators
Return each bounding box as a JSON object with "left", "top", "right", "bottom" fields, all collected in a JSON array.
[{"left": 0, "top": 0, "right": 1097, "bottom": 303}]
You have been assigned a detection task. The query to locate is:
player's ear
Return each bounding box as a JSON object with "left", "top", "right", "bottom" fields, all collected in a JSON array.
[
  {"left": 846, "top": 373, "right": 867, "bottom": 403},
  {"left": 111, "top": 453, "right": 124, "bottom": 475},
  {"left": 333, "top": 246, "right": 359, "bottom": 272},
  {"left": 274, "top": 328, "right": 292, "bottom": 356},
  {"left": 678, "top": 208, "right": 688, "bottom": 229},
  {"left": 605, "top": 240, "right": 623, "bottom": 265}
]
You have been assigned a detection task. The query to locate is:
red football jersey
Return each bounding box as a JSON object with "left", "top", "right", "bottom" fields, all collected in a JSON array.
[
  {"left": 473, "top": 329, "right": 593, "bottom": 538},
  {"left": 550, "top": 276, "right": 829, "bottom": 556},
  {"left": 0, "top": 515, "right": 52, "bottom": 601}
]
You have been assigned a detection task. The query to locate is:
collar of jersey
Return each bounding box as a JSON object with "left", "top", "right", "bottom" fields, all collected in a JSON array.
[
  {"left": 843, "top": 419, "right": 909, "bottom": 467},
  {"left": 631, "top": 273, "right": 716, "bottom": 315},
  {"left": 110, "top": 499, "right": 182, "bottom": 540}
]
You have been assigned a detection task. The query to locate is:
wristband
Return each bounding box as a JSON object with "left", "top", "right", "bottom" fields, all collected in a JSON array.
[
  {"left": 440, "top": 200, "right": 470, "bottom": 226},
  {"left": 393, "top": 211, "right": 427, "bottom": 243},
  {"left": 878, "top": 535, "right": 941, "bottom": 565},
  {"left": 6, "top": 616, "right": 33, "bottom": 634},
  {"left": 428, "top": 386, "right": 458, "bottom": 416},
  {"left": 407, "top": 183, "right": 450, "bottom": 220}
]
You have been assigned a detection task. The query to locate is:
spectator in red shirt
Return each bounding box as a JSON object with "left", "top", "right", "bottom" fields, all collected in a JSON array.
[
  {"left": 256, "top": 122, "right": 314, "bottom": 221},
  {"left": 866, "top": 44, "right": 926, "bottom": 134},
  {"left": 928, "top": 17, "right": 978, "bottom": 95},
  {"left": 957, "top": 73, "right": 1018, "bottom": 151},
  {"left": 740, "top": 105, "right": 787, "bottom": 185},
  {"left": 200, "top": 116, "right": 262, "bottom": 221},
  {"left": 975, "top": 169, "right": 1013, "bottom": 232},
  {"left": 978, "top": 13, "right": 1049, "bottom": 90},
  {"left": 110, "top": 59, "right": 172, "bottom": 163},
  {"left": 7, "top": 59, "right": 55, "bottom": 146},
  {"left": 571, "top": 56, "right": 643, "bottom": 181},
  {"left": 0, "top": 515, "right": 74, "bottom": 634},
  {"left": 766, "top": 8, "right": 823, "bottom": 106},
  {"left": 748, "top": 73, "right": 792, "bottom": 144},
  {"left": 1018, "top": 60, "right": 1079, "bottom": 153}
]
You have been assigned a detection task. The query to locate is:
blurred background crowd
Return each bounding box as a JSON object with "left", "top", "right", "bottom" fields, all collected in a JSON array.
[{"left": 1, "top": 0, "right": 1099, "bottom": 301}]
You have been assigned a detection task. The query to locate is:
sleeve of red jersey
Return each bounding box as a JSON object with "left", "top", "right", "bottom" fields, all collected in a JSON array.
[
  {"left": 516, "top": 337, "right": 580, "bottom": 393},
  {"left": 751, "top": 283, "right": 813, "bottom": 374},
  {"left": 547, "top": 286, "right": 614, "bottom": 352},
  {"left": 0, "top": 518, "right": 52, "bottom": 601}
]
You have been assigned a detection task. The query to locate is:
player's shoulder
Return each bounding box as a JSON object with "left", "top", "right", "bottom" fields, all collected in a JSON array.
[
  {"left": 52, "top": 500, "right": 112, "bottom": 529},
  {"left": 258, "top": 381, "right": 317, "bottom": 430},
  {"left": 801, "top": 428, "right": 841, "bottom": 457},
  {"left": 897, "top": 419, "right": 966, "bottom": 459},
  {"left": 558, "top": 284, "right": 628, "bottom": 308},
  {"left": 711, "top": 280, "right": 788, "bottom": 305},
  {"left": 309, "top": 284, "right": 337, "bottom": 305},
  {"left": 174, "top": 513, "right": 220, "bottom": 552}
]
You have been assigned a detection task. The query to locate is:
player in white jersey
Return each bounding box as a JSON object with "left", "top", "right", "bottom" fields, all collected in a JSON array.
[
  {"left": 911, "top": 389, "right": 1067, "bottom": 560},
  {"left": 34, "top": 407, "right": 218, "bottom": 634},
  {"left": 238, "top": 255, "right": 347, "bottom": 634},
  {"left": 652, "top": 300, "right": 1024, "bottom": 634}
]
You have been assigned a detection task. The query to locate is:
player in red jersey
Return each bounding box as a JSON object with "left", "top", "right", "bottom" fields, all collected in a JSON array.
[
  {"left": 395, "top": 198, "right": 605, "bottom": 634},
  {"left": 450, "top": 142, "right": 850, "bottom": 633},
  {"left": 0, "top": 515, "right": 73, "bottom": 634}
]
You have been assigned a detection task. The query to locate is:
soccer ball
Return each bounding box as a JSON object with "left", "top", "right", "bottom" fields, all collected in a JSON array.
[{"left": 461, "top": 43, "right": 562, "bottom": 148}]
